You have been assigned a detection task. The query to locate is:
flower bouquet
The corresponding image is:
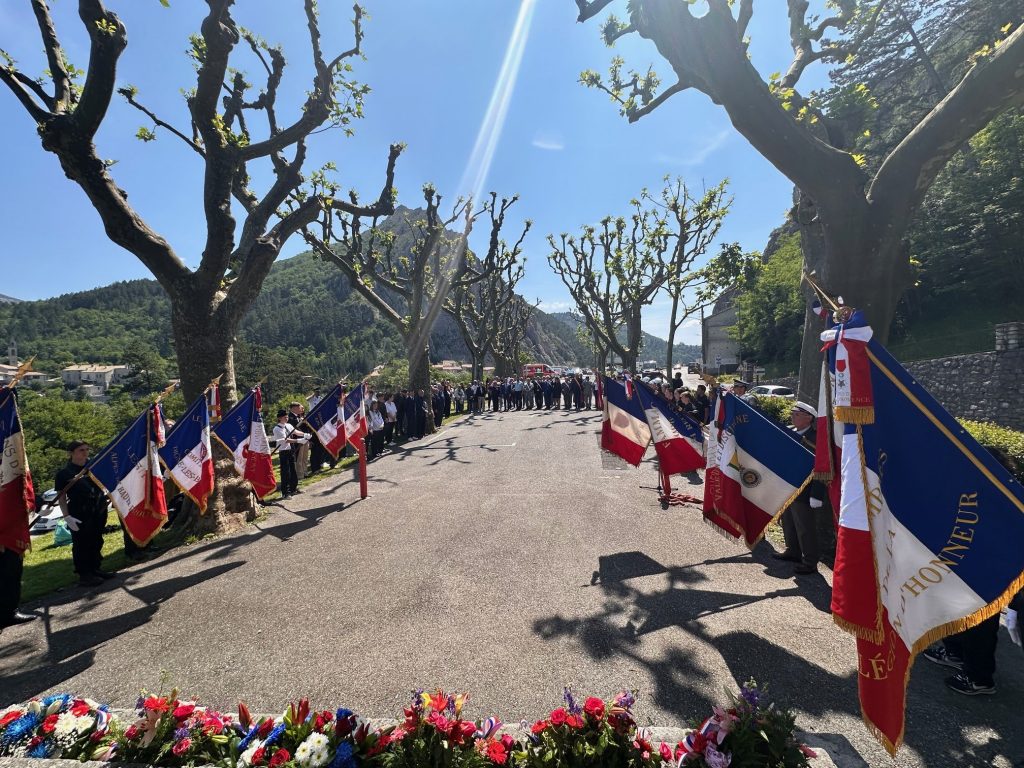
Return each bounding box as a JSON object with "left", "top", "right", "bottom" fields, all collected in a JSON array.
[
  {"left": 675, "top": 680, "right": 817, "bottom": 768},
  {"left": 113, "top": 692, "right": 236, "bottom": 766},
  {"left": 0, "top": 694, "right": 113, "bottom": 760},
  {"left": 519, "top": 689, "right": 671, "bottom": 768},
  {"left": 368, "top": 689, "right": 516, "bottom": 767},
  {"left": 232, "top": 698, "right": 380, "bottom": 768}
]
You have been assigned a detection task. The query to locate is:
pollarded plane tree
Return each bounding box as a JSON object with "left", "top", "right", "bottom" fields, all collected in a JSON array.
[
  {"left": 490, "top": 264, "right": 539, "bottom": 379},
  {"left": 304, "top": 187, "right": 529, "bottom": 431},
  {"left": 449, "top": 196, "right": 531, "bottom": 383},
  {"left": 574, "top": 0, "right": 1024, "bottom": 396},
  {"left": 0, "top": 0, "right": 400, "bottom": 530}
]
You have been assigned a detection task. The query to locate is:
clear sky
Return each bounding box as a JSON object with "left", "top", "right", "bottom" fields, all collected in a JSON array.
[{"left": 0, "top": 1, "right": 829, "bottom": 345}]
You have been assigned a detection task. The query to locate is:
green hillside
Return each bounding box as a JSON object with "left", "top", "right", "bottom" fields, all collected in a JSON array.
[
  {"left": 548, "top": 312, "right": 701, "bottom": 367},
  {"left": 0, "top": 251, "right": 588, "bottom": 382}
]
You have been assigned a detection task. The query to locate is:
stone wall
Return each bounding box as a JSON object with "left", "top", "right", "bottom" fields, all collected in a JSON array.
[{"left": 762, "top": 323, "right": 1024, "bottom": 431}]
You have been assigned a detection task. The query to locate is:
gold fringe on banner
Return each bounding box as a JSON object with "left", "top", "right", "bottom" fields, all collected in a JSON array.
[{"left": 834, "top": 405, "right": 875, "bottom": 425}]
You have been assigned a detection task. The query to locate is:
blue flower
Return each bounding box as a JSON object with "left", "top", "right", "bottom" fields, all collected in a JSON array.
[
  {"left": 336, "top": 708, "right": 354, "bottom": 722},
  {"left": 28, "top": 739, "right": 54, "bottom": 758},
  {"left": 237, "top": 724, "right": 260, "bottom": 751},
  {"left": 740, "top": 683, "right": 763, "bottom": 710},
  {"left": 174, "top": 727, "right": 190, "bottom": 742},
  {"left": 562, "top": 687, "right": 581, "bottom": 715},
  {"left": 327, "top": 741, "right": 356, "bottom": 768},
  {"left": 1, "top": 712, "right": 40, "bottom": 746},
  {"left": 42, "top": 694, "right": 70, "bottom": 709},
  {"left": 264, "top": 723, "right": 286, "bottom": 748}
]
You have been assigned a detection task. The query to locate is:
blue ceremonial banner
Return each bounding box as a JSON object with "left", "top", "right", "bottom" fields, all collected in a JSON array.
[
  {"left": 305, "top": 384, "right": 346, "bottom": 458},
  {"left": 822, "top": 307, "right": 1024, "bottom": 754},
  {"left": 159, "top": 394, "right": 215, "bottom": 513},
  {"left": 632, "top": 383, "right": 704, "bottom": 475},
  {"left": 600, "top": 376, "right": 651, "bottom": 466},
  {"left": 211, "top": 387, "right": 276, "bottom": 498}
]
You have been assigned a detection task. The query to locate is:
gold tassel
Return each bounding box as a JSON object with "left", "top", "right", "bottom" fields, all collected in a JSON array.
[
  {"left": 811, "top": 470, "right": 834, "bottom": 482},
  {"left": 834, "top": 406, "right": 875, "bottom": 424},
  {"left": 831, "top": 613, "right": 884, "bottom": 645}
]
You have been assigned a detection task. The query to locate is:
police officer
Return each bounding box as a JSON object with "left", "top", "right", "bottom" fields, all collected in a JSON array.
[
  {"left": 732, "top": 379, "right": 757, "bottom": 404},
  {"left": 56, "top": 440, "right": 113, "bottom": 587}
]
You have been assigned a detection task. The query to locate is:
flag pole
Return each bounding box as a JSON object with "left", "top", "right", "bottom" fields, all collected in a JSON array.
[
  {"left": 8, "top": 356, "right": 36, "bottom": 388},
  {"left": 358, "top": 437, "right": 368, "bottom": 499}
]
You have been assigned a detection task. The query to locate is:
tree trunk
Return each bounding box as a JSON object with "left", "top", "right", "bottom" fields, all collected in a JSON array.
[
  {"left": 494, "top": 355, "right": 515, "bottom": 378},
  {"left": 623, "top": 309, "right": 643, "bottom": 374},
  {"left": 407, "top": 339, "right": 435, "bottom": 434},
  {"left": 170, "top": 299, "right": 256, "bottom": 536},
  {"left": 665, "top": 295, "right": 680, "bottom": 377},
  {"left": 796, "top": 198, "right": 911, "bottom": 400}
]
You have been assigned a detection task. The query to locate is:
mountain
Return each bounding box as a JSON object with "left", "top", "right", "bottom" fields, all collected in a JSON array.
[
  {"left": 549, "top": 312, "right": 701, "bottom": 367},
  {"left": 0, "top": 251, "right": 588, "bottom": 379},
  {"left": 0, "top": 294, "right": 21, "bottom": 304}
]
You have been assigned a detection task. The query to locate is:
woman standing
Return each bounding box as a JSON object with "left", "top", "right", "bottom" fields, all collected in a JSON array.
[
  {"left": 367, "top": 400, "right": 385, "bottom": 459},
  {"left": 384, "top": 394, "right": 398, "bottom": 444}
]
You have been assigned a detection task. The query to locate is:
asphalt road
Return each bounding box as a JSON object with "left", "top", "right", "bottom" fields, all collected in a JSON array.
[{"left": 2, "top": 408, "right": 1022, "bottom": 767}]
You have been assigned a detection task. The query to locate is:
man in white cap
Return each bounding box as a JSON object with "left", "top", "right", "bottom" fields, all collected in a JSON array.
[{"left": 774, "top": 400, "right": 827, "bottom": 575}]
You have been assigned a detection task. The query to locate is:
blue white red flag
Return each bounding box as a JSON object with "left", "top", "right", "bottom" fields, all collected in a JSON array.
[
  {"left": 89, "top": 404, "right": 168, "bottom": 546},
  {"left": 159, "top": 393, "right": 215, "bottom": 513},
  {"left": 342, "top": 384, "right": 368, "bottom": 446},
  {"left": 600, "top": 376, "right": 650, "bottom": 466},
  {"left": 632, "top": 383, "right": 704, "bottom": 475},
  {"left": 0, "top": 387, "right": 34, "bottom": 556},
  {"left": 305, "top": 383, "right": 346, "bottom": 459},
  {"left": 703, "top": 391, "right": 814, "bottom": 548},
  {"left": 212, "top": 386, "right": 276, "bottom": 499},
  {"left": 821, "top": 308, "right": 1024, "bottom": 755}
]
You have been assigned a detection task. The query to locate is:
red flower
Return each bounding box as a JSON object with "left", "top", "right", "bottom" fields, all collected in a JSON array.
[
  {"left": 90, "top": 731, "right": 105, "bottom": 742},
  {"left": 143, "top": 696, "right": 170, "bottom": 713},
  {"left": 530, "top": 720, "right": 548, "bottom": 735},
  {"left": 634, "top": 737, "right": 653, "bottom": 759},
  {"left": 173, "top": 704, "right": 196, "bottom": 720},
  {"left": 549, "top": 708, "right": 567, "bottom": 726},
  {"left": 0, "top": 711, "right": 22, "bottom": 728},
  {"left": 237, "top": 702, "right": 252, "bottom": 730},
  {"left": 71, "top": 701, "right": 92, "bottom": 717},
  {"left": 799, "top": 744, "right": 818, "bottom": 758},
  {"left": 584, "top": 697, "right": 606, "bottom": 720},
  {"left": 660, "top": 742, "right": 673, "bottom": 762},
  {"left": 688, "top": 732, "right": 708, "bottom": 754},
  {"left": 500, "top": 734, "right": 515, "bottom": 750},
  {"left": 426, "top": 712, "right": 452, "bottom": 734},
  {"left": 452, "top": 720, "right": 476, "bottom": 745},
  {"left": 487, "top": 740, "right": 508, "bottom": 765},
  {"left": 124, "top": 724, "right": 141, "bottom": 740},
  {"left": 269, "top": 749, "right": 291, "bottom": 767},
  {"left": 257, "top": 719, "right": 275, "bottom": 739},
  {"left": 566, "top": 714, "right": 584, "bottom": 729},
  {"left": 28, "top": 736, "right": 43, "bottom": 748},
  {"left": 171, "top": 738, "right": 192, "bottom": 756},
  {"left": 42, "top": 714, "right": 59, "bottom": 734},
  {"left": 202, "top": 716, "right": 224, "bottom": 735},
  {"left": 251, "top": 746, "right": 267, "bottom": 765},
  {"left": 402, "top": 707, "right": 419, "bottom": 731},
  {"left": 313, "top": 714, "right": 325, "bottom": 731}
]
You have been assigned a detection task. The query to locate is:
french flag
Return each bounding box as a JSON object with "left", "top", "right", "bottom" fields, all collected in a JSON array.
[
  {"left": 0, "top": 387, "right": 34, "bottom": 556},
  {"left": 88, "top": 404, "right": 168, "bottom": 546},
  {"left": 632, "top": 382, "right": 704, "bottom": 474},
  {"left": 305, "top": 383, "right": 346, "bottom": 458},
  {"left": 824, "top": 313, "right": 1024, "bottom": 755},
  {"left": 212, "top": 387, "right": 276, "bottom": 499},
  {"left": 600, "top": 376, "right": 650, "bottom": 466},
  {"left": 159, "top": 393, "right": 216, "bottom": 513},
  {"left": 703, "top": 393, "right": 815, "bottom": 548},
  {"left": 342, "top": 384, "right": 368, "bottom": 446}
]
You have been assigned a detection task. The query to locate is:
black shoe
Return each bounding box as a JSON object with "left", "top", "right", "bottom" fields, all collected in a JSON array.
[
  {"left": 923, "top": 646, "right": 964, "bottom": 670},
  {"left": 0, "top": 612, "right": 37, "bottom": 628},
  {"left": 794, "top": 563, "right": 817, "bottom": 575},
  {"left": 293, "top": 489, "right": 304, "bottom": 495},
  {"left": 93, "top": 570, "right": 116, "bottom": 580},
  {"left": 772, "top": 551, "right": 801, "bottom": 562},
  {"left": 78, "top": 575, "right": 104, "bottom": 588},
  {"left": 945, "top": 672, "right": 995, "bottom": 696}
]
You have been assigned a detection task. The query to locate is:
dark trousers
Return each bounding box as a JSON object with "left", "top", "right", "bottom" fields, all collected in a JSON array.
[
  {"left": 0, "top": 549, "right": 23, "bottom": 621},
  {"left": 279, "top": 450, "right": 298, "bottom": 495},
  {"left": 384, "top": 422, "right": 395, "bottom": 443},
  {"left": 70, "top": 503, "right": 105, "bottom": 576},
  {"left": 943, "top": 613, "right": 1000, "bottom": 686},
  {"left": 369, "top": 430, "right": 385, "bottom": 458},
  {"left": 781, "top": 500, "right": 820, "bottom": 566},
  {"left": 310, "top": 437, "right": 329, "bottom": 473},
  {"left": 455, "top": 400, "right": 464, "bottom": 414}
]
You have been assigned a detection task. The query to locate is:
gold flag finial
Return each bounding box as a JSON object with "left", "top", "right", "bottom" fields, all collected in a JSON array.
[{"left": 9, "top": 356, "right": 36, "bottom": 388}]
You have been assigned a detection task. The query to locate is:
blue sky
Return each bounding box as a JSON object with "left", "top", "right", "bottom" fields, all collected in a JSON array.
[{"left": 0, "top": 1, "right": 829, "bottom": 345}]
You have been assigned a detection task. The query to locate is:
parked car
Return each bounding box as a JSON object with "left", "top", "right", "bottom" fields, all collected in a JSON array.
[
  {"left": 30, "top": 508, "right": 64, "bottom": 535},
  {"left": 749, "top": 384, "right": 796, "bottom": 399}
]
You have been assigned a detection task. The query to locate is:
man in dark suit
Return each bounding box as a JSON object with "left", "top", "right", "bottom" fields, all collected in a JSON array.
[{"left": 774, "top": 401, "right": 827, "bottom": 575}]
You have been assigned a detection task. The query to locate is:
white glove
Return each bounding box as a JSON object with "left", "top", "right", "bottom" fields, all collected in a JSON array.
[
  {"left": 63, "top": 515, "right": 82, "bottom": 532},
  {"left": 809, "top": 498, "right": 824, "bottom": 509},
  {"left": 1006, "top": 609, "right": 1021, "bottom": 648}
]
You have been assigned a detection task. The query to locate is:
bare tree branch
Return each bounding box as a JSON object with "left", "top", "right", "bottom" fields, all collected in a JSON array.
[
  {"left": 120, "top": 87, "right": 206, "bottom": 156},
  {"left": 31, "top": 0, "right": 72, "bottom": 109},
  {"left": 0, "top": 66, "right": 50, "bottom": 122},
  {"left": 75, "top": 0, "right": 127, "bottom": 137}
]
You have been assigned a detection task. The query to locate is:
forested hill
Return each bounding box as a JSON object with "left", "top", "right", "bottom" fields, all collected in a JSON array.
[
  {"left": 0, "top": 250, "right": 589, "bottom": 378},
  {"left": 549, "top": 312, "right": 701, "bottom": 366}
]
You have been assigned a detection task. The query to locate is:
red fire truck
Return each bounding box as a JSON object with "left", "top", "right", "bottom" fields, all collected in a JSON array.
[{"left": 522, "top": 363, "right": 554, "bottom": 378}]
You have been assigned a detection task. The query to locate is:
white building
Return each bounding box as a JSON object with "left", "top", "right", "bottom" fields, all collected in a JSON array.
[{"left": 61, "top": 364, "right": 130, "bottom": 391}]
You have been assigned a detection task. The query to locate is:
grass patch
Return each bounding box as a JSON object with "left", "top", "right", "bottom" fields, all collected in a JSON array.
[{"left": 22, "top": 512, "right": 186, "bottom": 604}]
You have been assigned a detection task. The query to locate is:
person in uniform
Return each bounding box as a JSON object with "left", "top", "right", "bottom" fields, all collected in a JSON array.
[
  {"left": 273, "top": 409, "right": 308, "bottom": 498},
  {"left": 56, "top": 440, "right": 113, "bottom": 587},
  {"left": 774, "top": 402, "right": 827, "bottom": 574},
  {"left": 732, "top": 379, "right": 757, "bottom": 404}
]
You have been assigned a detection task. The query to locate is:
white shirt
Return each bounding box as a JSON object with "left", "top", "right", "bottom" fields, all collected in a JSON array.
[
  {"left": 273, "top": 422, "right": 298, "bottom": 451},
  {"left": 385, "top": 401, "right": 397, "bottom": 422},
  {"left": 368, "top": 410, "right": 385, "bottom": 432}
]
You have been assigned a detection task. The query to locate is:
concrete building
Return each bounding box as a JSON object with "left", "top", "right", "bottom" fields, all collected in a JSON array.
[
  {"left": 60, "top": 364, "right": 130, "bottom": 391},
  {"left": 701, "top": 289, "right": 741, "bottom": 374}
]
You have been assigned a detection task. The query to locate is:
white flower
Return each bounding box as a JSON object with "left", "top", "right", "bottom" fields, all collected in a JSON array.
[
  {"left": 240, "top": 742, "right": 261, "bottom": 766},
  {"left": 54, "top": 712, "right": 82, "bottom": 740},
  {"left": 296, "top": 733, "right": 331, "bottom": 768}
]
